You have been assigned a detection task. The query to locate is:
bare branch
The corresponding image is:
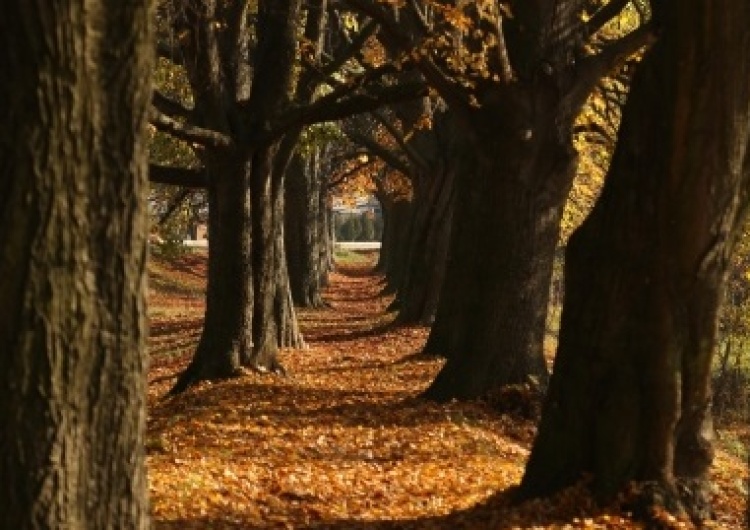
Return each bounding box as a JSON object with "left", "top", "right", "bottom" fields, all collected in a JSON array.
[
  {"left": 344, "top": 129, "right": 412, "bottom": 176},
  {"left": 322, "top": 19, "right": 379, "bottom": 78},
  {"left": 274, "top": 81, "right": 427, "bottom": 136},
  {"left": 407, "top": 0, "right": 431, "bottom": 33},
  {"left": 372, "top": 111, "right": 429, "bottom": 171},
  {"left": 152, "top": 90, "right": 193, "bottom": 120},
  {"left": 495, "top": 14, "right": 515, "bottom": 83},
  {"left": 158, "top": 188, "right": 193, "bottom": 225},
  {"left": 149, "top": 108, "right": 232, "bottom": 149},
  {"left": 327, "top": 160, "right": 373, "bottom": 190}
]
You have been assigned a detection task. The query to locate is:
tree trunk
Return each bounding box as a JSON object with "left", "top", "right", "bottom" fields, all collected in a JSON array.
[
  {"left": 248, "top": 141, "right": 305, "bottom": 371},
  {"left": 423, "top": 88, "right": 577, "bottom": 400},
  {"left": 379, "top": 198, "right": 413, "bottom": 295},
  {"left": 0, "top": 2, "right": 152, "bottom": 527},
  {"left": 521, "top": 3, "right": 750, "bottom": 521},
  {"left": 171, "top": 0, "right": 304, "bottom": 389},
  {"left": 286, "top": 149, "right": 329, "bottom": 308},
  {"left": 394, "top": 169, "right": 454, "bottom": 324},
  {"left": 395, "top": 111, "right": 458, "bottom": 325},
  {"left": 171, "top": 152, "right": 251, "bottom": 393}
]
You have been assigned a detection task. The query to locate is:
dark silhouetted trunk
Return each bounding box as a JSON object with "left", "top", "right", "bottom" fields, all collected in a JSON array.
[
  {"left": 170, "top": 0, "right": 304, "bottom": 390},
  {"left": 171, "top": 152, "right": 251, "bottom": 392},
  {"left": 423, "top": 87, "right": 577, "bottom": 400},
  {"left": 394, "top": 111, "right": 458, "bottom": 324},
  {"left": 249, "top": 139, "right": 305, "bottom": 370},
  {"left": 286, "top": 148, "right": 330, "bottom": 307},
  {"left": 522, "top": 2, "right": 750, "bottom": 521},
  {"left": 379, "top": 197, "right": 413, "bottom": 295},
  {"left": 0, "top": 1, "right": 152, "bottom": 527},
  {"left": 393, "top": 170, "right": 454, "bottom": 324}
]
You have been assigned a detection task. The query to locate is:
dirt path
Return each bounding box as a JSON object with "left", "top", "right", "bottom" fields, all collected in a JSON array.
[{"left": 146, "top": 253, "right": 747, "bottom": 529}]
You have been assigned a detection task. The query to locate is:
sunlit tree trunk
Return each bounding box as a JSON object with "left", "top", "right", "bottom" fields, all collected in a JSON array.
[{"left": 0, "top": 1, "right": 153, "bottom": 527}]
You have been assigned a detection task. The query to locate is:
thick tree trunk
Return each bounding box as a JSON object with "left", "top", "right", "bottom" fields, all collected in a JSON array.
[
  {"left": 0, "top": 2, "right": 152, "bottom": 527},
  {"left": 521, "top": 3, "right": 750, "bottom": 521},
  {"left": 423, "top": 89, "right": 577, "bottom": 400},
  {"left": 171, "top": 0, "right": 305, "bottom": 389},
  {"left": 171, "top": 152, "right": 251, "bottom": 393}
]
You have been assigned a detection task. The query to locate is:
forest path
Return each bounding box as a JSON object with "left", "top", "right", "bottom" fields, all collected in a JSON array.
[{"left": 145, "top": 251, "right": 746, "bottom": 529}]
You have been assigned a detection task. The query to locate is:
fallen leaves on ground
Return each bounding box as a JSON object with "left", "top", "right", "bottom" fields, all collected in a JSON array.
[{"left": 146, "top": 252, "right": 748, "bottom": 529}]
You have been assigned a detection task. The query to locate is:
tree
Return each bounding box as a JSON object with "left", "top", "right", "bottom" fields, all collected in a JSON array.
[
  {"left": 0, "top": 1, "right": 153, "bottom": 527},
  {"left": 344, "top": 102, "right": 460, "bottom": 324},
  {"left": 522, "top": 0, "right": 750, "bottom": 521},
  {"left": 346, "top": 0, "right": 654, "bottom": 399},
  {"left": 152, "top": 0, "right": 424, "bottom": 392},
  {"left": 285, "top": 142, "right": 333, "bottom": 308}
]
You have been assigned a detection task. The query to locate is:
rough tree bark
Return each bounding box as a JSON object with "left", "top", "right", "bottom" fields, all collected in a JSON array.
[
  {"left": 521, "top": 1, "right": 750, "bottom": 521},
  {"left": 422, "top": 84, "right": 577, "bottom": 398},
  {"left": 393, "top": 109, "right": 458, "bottom": 325},
  {"left": 345, "top": 0, "right": 653, "bottom": 401},
  {"left": 286, "top": 148, "right": 331, "bottom": 308},
  {"left": 0, "top": 1, "right": 153, "bottom": 527},
  {"left": 171, "top": 151, "right": 251, "bottom": 391},
  {"left": 168, "top": 0, "right": 305, "bottom": 391}
]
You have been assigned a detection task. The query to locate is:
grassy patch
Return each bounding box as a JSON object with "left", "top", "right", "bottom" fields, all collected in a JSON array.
[{"left": 333, "top": 248, "right": 375, "bottom": 266}]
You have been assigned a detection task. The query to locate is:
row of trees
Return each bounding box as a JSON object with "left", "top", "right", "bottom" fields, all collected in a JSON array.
[
  {"left": 334, "top": 212, "right": 382, "bottom": 241},
  {"left": 2, "top": 0, "right": 749, "bottom": 527}
]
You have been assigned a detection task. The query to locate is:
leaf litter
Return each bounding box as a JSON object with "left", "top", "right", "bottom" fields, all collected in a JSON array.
[{"left": 147, "top": 251, "right": 748, "bottom": 529}]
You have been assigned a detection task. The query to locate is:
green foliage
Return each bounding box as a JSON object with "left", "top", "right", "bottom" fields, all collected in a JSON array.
[
  {"left": 336, "top": 213, "right": 362, "bottom": 241},
  {"left": 298, "top": 123, "right": 343, "bottom": 156},
  {"left": 334, "top": 212, "right": 382, "bottom": 242}
]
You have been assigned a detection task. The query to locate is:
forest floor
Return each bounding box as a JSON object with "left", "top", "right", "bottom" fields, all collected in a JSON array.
[{"left": 146, "top": 249, "right": 748, "bottom": 529}]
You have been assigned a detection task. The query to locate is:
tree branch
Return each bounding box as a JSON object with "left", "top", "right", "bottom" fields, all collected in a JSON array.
[
  {"left": 149, "top": 108, "right": 233, "bottom": 149},
  {"left": 344, "top": 129, "right": 412, "bottom": 176},
  {"left": 273, "top": 81, "right": 427, "bottom": 136},
  {"left": 152, "top": 90, "right": 193, "bottom": 121},
  {"left": 565, "top": 22, "right": 656, "bottom": 117},
  {"left": 327, "top": 160, "right": 373, "bottom": 190},
  {"left": 583, "top": 0, "right": 631, "bottom": 39},
  {"left": 372, "top": 110, "right": 429, "bottom": 171},
  {"left": 149, "top": 164, "right": 209, "bottom": 188},
  {"left": 158, "top": 188, "right": 193, "bottom": 225},
  {"left": 343, "top": 0, "right": 472, "bottom": 114}
]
